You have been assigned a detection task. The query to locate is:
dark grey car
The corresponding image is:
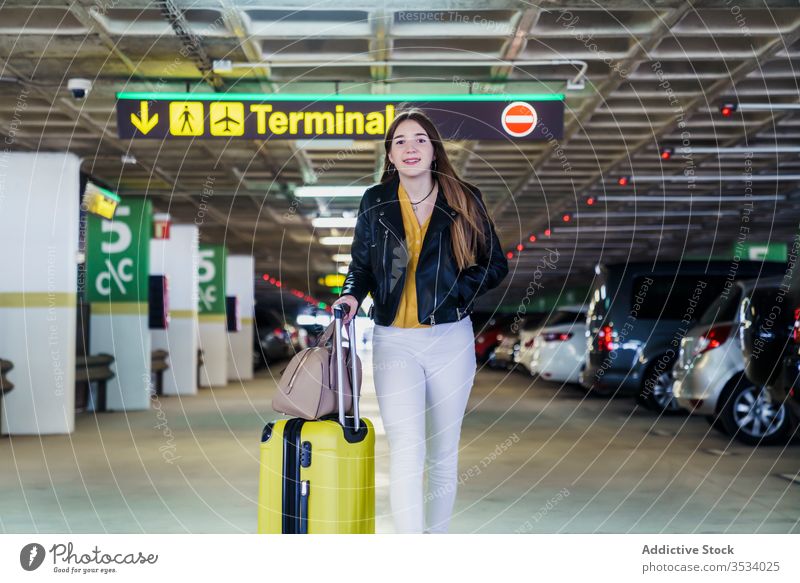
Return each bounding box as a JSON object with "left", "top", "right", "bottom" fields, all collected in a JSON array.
[{"left": 580, "top": 260, "right": 788, "bottom": 411}]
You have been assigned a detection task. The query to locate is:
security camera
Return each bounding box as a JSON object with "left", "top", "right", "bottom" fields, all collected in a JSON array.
[{"left": 67, "top": 78, "right": 92, "bottom": 100}]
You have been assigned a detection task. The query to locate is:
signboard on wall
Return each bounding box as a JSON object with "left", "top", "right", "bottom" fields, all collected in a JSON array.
[
  {"left": 116, "top": 92, "right": 564, "bottom": 141},
  {"left": 198, "top": 244, "right": 227, "bottom": 315},
  {"left": 86, "top": 199, "right": 152, "bottom": 303}
]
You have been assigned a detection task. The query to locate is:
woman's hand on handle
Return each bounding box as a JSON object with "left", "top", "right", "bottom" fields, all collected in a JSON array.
[{"left": 332, "top": 294, "right": 359, "bottom": 325}]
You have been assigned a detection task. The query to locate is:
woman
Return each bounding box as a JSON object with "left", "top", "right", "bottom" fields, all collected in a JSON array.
[{"left": 332, "top": 108, "right": 509, "bottom": 533}]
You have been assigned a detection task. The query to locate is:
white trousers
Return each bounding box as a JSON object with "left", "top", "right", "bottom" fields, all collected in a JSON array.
[{"left": 371, "top": 316, "right": 477, "bottom": 533}]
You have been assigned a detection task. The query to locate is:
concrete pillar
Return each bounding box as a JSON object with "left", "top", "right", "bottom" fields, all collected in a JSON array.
[
  {"left": 226, "top": 255, "right": 255, "bottom": 381},
  {"left": 150, "top": 224, "right": 199, "bottom": 396},
  {"left": 198, "top": 244, "right": 227, "bottom": 387},
  {"left": 87, "top": 199, "right": 152, "bottom": 411},
  {"left": 0, "top": 152, "right": 80, "bottom": 435}
]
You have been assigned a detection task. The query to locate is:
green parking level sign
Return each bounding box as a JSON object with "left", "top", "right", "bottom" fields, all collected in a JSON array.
[
  {"left": 198, "top": 244, "right": 226, "bottom": 314},
  {"left": 86, "top": 199, "right": 152, "bottom": 303}
]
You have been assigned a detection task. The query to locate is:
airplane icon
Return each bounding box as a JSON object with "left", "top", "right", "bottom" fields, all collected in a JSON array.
[{"left": 214, "top": 106, "right": 241, "bottom": 132}]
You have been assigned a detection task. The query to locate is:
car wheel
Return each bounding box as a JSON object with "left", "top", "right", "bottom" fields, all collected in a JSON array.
[
  {"left": 253, "top": 348, "right": 266, "bottom": 371},
  {"left": 719, "top": 380, "right": 793, "bottom": 446},
  {"left": 639, "top": 364, "right": 682, "bottom": 414},
  {"left": 648, "top": 371, "right": 684, "bottom": 414}
]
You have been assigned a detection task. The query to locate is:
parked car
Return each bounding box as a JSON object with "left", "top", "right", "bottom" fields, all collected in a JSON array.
[
  {"left": 490, "top": 312, "right": 546, "bottom": 370},
  {"left": 580, "top": 261, "right": 788, "bottom": 410},
  {"left": 491, "top": 332, "right": 520, "bottom": 370},
  {"left": 472, "top": 313, "right": 514, "bottom": 362},
  {"left": 740, "top": 261, "right": 800, "bottom": 427},
  {"left": 283, "top": 322, "right": 308, "bottom": 352},
  {"left": 674, "top": 276, "right": 796, "bottom": 445},
  {"left": 520, "top": 306, "right": 587, "bottom": 383},
  {"left": 253, "top": 307, "right": 294, "bottom": 370},
  {"left": 780, "top": 264, "right": 800, "bottom": 419}
]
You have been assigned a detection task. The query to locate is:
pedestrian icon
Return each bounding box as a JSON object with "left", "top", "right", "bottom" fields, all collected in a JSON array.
[
  {"left": 209, "top": 102, "right": 244, "bottom": 136},
  {"left": 169, "top": 102, "right": 204, "bottom": 136}
]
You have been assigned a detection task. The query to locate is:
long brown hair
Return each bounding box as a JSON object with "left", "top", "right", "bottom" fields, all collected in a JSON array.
[{"left": 379, "top": 108, "right": 493, "bottom": 271}]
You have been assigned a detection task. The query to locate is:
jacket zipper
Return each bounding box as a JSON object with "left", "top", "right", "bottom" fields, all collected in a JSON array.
[
  {"left": 431, "top": 232, "right": 442, "bottom": 326},
  {"left": 379, "top": 217, "right": 402, "bottom": 244},
  {"left": 381, "top": 228, "right": 388, "bottom": 302},
  {"left": 378, "top": 217, "right": 404, "bottom": 303},
  {"left": 382, "top": 227, "right": 388, "bottom": 267}
]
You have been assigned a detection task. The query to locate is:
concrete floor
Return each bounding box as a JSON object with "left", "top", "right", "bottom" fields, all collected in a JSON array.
[{"left": 1, "top": 351, "right": 798, "bottom": 534}]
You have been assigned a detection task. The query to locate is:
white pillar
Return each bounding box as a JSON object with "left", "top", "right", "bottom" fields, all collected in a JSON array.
[
  {"left": 150, "top": 224, "right": 199, "bottom": 396},
  {"left": 87, "top": 199, "right": 152, "bottom": 411},
  {"left": 198, "top": 244, "right": 227, "bottom": 387},
  {"left": 226, "top": 255, "right": 255, "bottom": 381},
  {"left": 0, "top": 152, "right": 79, "bottom": 435}
]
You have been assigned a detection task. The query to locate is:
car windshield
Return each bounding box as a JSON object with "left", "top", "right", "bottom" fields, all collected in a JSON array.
[
  {"left": 545, "top": 310, "right": 586, "bottom": 327},
  {"left": 630, "top": 275, "right": 729, "bottom": 321},
  {"left": 522, "top": 313, "right": 548, "bottom": 330},
  {"left": 698, "top": 288, "right": 741, "bottom": 326}
]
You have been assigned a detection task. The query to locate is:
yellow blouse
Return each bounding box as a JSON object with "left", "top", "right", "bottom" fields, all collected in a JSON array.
[{"left": 391, "top": 182, "right": 433, "bottom": 328}]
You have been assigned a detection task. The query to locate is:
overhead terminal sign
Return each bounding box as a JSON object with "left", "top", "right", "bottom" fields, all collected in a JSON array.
[{"left": 116, "top": 92, "right": 564, "bottom": 141}]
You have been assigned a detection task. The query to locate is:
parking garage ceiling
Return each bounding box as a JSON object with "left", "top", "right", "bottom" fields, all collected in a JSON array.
[{"left": 1, "top": 0, "right": 799, "bottom": 308}]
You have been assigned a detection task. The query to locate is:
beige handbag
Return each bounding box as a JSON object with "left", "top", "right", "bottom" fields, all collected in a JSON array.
[{"left": 271, "top": 316, "right": 362, "bottom": 420}]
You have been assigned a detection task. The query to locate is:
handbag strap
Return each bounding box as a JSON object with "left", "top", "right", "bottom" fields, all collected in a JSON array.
[
  {"left": 318, "top": 320, "right": 357, "bottom": 391},
  {"left": 317, "top": 318, "right": 355, "bottom": 347}
]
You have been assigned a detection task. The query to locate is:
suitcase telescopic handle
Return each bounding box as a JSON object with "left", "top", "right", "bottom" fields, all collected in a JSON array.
[{"left": 333, "top": 304, "right": 361, "bottom": 431}]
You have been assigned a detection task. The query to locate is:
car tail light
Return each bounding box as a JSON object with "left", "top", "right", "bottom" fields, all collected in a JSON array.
[
  {"left": 695, "top": 324, "right": 733, "bottom": 355},
  {"left": 597, "top": 324, "right": 615, "bottom": 352},
  {"left": 273, "top": 327, "right": 283, "bottom": 336},
  {"left": 524, "top": 338, "right": 535, "bottom": 348},
  {"left": 793, "top": 307, "right": 800, "bottom": 344},
  {"left": 543, "top": 332, "right": 573, "bottom": 342}
]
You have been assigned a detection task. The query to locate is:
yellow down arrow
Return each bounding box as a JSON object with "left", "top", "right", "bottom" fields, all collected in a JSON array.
[{"left": 130, "top": 101, "right": 159, "bottom": 135}]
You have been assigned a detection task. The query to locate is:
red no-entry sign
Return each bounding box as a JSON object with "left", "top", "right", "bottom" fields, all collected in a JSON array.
[{"left": 501, "top": 101, "right": 538, "bottom": 137}]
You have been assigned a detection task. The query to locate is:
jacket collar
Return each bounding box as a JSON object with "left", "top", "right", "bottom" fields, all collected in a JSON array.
[{"left": 377, "top": 175, "right": 458, "bottom": 244}]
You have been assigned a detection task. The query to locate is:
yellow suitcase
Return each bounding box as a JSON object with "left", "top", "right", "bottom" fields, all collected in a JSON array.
[{"left": 258, "top": 306, "right": 375, "bottom": 534}]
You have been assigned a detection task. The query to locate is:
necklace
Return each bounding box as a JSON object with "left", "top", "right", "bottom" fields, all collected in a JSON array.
[{"left": 407, "top": 181, "right": 436, "bottom": 211}]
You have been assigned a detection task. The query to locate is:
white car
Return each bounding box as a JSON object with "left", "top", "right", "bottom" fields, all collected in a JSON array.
[
  {"left": 673, "top": 276, "right": 796, "bottom": 445},
  {"left": 519, "top": 307, "right": 587, "bottom": 383}
]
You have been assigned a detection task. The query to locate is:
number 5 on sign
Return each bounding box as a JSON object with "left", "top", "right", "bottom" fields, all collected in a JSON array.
[{"left": 198, "top": 248, "right": 216, "bottom": 283}]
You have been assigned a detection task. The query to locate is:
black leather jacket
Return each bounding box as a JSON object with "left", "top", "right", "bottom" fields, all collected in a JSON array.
[{"left": 340, "top": 175, "right": 509, "bottom": 326}]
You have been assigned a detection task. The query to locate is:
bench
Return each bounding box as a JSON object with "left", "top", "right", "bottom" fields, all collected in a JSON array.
[
  {"left": 151, "top": 349, "right": 170, "bottom": 396},
  {"left": 197, "top": 348, "right": 204, "bottom": 387},
  {"left": 0, "top": 359, "right": 14, "bottom": 396},
  {"left": 0, "top": 359, "right": 13, "bottom": 431},
  {"left": 76, "top": 354, "right": 115, "bottom": 412}
]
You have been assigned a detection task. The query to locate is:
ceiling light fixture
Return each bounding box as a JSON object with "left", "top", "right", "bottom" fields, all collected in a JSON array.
[
  {"left": 295, "top": 186, "right": 365, "bottom": 198},
  {"left": 674, "top": 146, "right": 800, "bottom": 155},
  {"left": 620, "top": 174, "right": 800, "bottom": 183},
  {"left": 319, "top": 236, "right": 353, "bottom": 246},
  {"left": 728, "top": 102, "right": 800, "bottom": 112},
  {"left": 311, "top": 217, "right": 357, "bottom": 228},
  {"left": 597, "top": 195, "right": 786, "bottom": 202}
]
